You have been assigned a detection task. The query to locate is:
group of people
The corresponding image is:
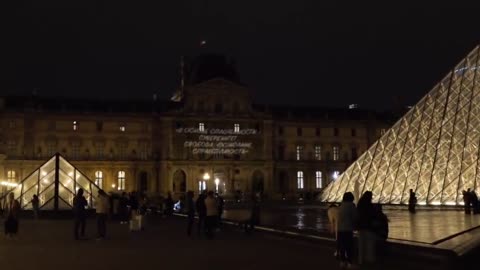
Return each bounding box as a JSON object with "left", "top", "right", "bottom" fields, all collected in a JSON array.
[
  {"left": 72, "top": 188, "right": 110, "bottom": 240},
  {"left": 186, "top": 190, "right": 225, "bottom": 238},
  {"left": 328, "top": 191, "right": 389, "bottom": 269},
  {"left": 462, "top": 188, "right": 479, "bottom": 214}
]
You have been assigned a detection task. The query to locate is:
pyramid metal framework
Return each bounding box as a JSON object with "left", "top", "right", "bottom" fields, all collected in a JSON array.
[
  {"left": 322, "top": 45, "right": 480, "bottom": 205},
  {"left": 1, "top": 154, "right": 100, "bottom": 210}
]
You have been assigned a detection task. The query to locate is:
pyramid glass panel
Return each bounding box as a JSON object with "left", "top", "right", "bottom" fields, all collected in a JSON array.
[
  {"left": 321, "top": 45, "right": 480, "bottom": 205},
  {"left": 0, "top": 154, "right": 100, "bottom": 210}
]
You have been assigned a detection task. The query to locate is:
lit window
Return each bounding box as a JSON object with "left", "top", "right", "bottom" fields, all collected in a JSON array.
[
  {"left": 234, "top": 123, "right": 240, "bottom": 133},
  {"left": 332, "top": 171, "right": 340, "bottom": 180},
  {"left": 118, "top": 171, "right": 126, "bottom": 190},
  {"left": 198, "top": 180, "right": 207, "bottom": 193},
  {"left": 72, "top": 143, "right": 80, "bottom": 160},
  {"left": 297, "top": 171, "right": 304, "bottom": 189},
  {"left": 95, "top": 171, "right": 103, "bottom": 189},
  {"left": 380, "top": 128, "right": 386, "bottom": 135},
  {"left": 315, "top": 171, "right": 322, "bottom": 188},
  {"left": 73, "top": 121, "right": 78, "bottom": 131},
  {"left": 119, "top": 124, "right": 126, "bottom": 132},
  {"left": 7, "top": 170, "right": 16, "bottom": 182},
  {"left": 296, "top": 145, "right": 303, "bottom": 161},
  {"left": 315, "top": 146, "right": 322, "bottom": 160},
  {"left": 333, "top": 146, "right": 340, "bottom": 161},
  {"left": 199, "top": 123, "right": 205, "bottom": 132}
]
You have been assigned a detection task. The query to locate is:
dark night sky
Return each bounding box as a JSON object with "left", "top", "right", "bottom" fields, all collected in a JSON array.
[{"left": 1, "top": 1, "right": 479, "bottom": 110}]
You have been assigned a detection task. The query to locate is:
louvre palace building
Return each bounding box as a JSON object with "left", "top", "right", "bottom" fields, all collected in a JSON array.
[{"left": 0, "top": 54, "right": 394, "bottom": 201}]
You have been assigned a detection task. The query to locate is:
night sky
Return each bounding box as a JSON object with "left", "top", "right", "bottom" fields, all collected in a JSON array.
[{"left": 1, "top": 1, "right": 479, "bottom": 110}]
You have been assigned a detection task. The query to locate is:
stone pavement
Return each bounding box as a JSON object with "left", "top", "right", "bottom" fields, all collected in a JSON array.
[{"left": 0, "top": 215, "right": 469, "bottom": 270}]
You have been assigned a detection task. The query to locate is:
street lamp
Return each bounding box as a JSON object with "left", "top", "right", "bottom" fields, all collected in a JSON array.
[
  {"left": 203, "top": 173, "right": 210, "bottom": 180},
  {"left": 214, "top": 178, "right": 220, "bottom": 193}
]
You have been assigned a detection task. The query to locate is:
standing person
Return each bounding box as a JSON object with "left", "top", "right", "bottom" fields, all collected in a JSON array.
[
  {"left": 470, "top": 189, "right": 479, "bottom": 214},
  {"left": 357, "top": 191, "right": 377, "bottom": 266},
  {"left": 4, "top": 193, "right": 20, "bottom": 239},
  {"left": 336, "top": 192, "right": 356, "bottom": 269},
  {"left": 196, "top": 192, "right": 207, "bottom": 236},
  {"left": 216, "top": 193, "right": 225, "bottom": 227},
  {"left": 164, "top": 192, "right": 174, "bottom": 216},
  {"left": 73, "top": 188, "right": 88, "bottom": 240},
  {"left": 204, "top": 191, "right": 218, "bottom": 239},
  {"left": 408, "top": 189, "right": 417, "bottom": 214},
  {"left": 463, "top": 189, "right": 472, "bottom": 214},
  {"left": 186, "top": 191, "right": 195, "bottom": 236},
  {"left": 373, "top": 204, "right": 389, "bottom": 261},
  {"left": 327, "top": 203, "right": 339, "bottom": 257},
  {"left": 119, "top": 192, "right": 129, "bottom": 224},
  {"left": 96, "top": 190, "right": 110, "bottom": 240},
  {"left": 31, "top": 194, "right": 40, "bottom": 219},
  {"left": 245, "top": 193, "right": 261, "bottom": 233}
]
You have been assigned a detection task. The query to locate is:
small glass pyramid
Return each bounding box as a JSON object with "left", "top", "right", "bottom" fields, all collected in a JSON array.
[
  {"left": 2, "top": 153, "right": 100, "bottom": 210},
  {"left": 322, "top": 45, "right": 480, "bottom": 205}
]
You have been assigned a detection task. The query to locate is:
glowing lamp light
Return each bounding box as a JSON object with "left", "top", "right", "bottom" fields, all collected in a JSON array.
[
  {"left": 430, "top": 201, "right": 441, "bottom": 205},
  {"left": 445, "top": 201, "right": 456, "bottom": 206},
  {"left": 68, "top": 172, "right": 73, "bottom": 177},
  {"left": 42, "top": 179, "right": 49, "bottom": 184},
  {"left": 214, "top": 178, "right": 220, "bottom": 186},
  {"left": 203, "top": 173, "right": 210, "bottom": 180},
  {"left": 41, "top": 171, "right": 47, "bottom": 177},
  {"left": 112, "top": 184, "right": 116, "bottom": 188}
]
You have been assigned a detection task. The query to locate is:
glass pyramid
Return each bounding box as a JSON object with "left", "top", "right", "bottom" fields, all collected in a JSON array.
[
  {"left": 322, "top": 45, "right": 480, "bottom": 206},
  {"left": 1, "top": 154, "right": 100, "bottom": 210}
]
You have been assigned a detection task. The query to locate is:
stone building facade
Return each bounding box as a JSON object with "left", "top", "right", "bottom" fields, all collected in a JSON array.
[{"left": 0, "top": 56, "right": 393, "bottom": 200}]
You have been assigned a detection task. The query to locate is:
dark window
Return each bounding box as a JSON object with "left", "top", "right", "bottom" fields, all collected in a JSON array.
[
  {"left": 297, "top": 127, "right": 303, "bottom": 136},
  {"left": 351, "top": 128, "right": 356, "bottom": 137},
  {"left": 334, "top": 128, "right": 339, "bottom": 136},
  {"left": 351, "top": 148, "right": 358, "bottom": 160},
  {"left": 233, "top": 102, "right": 240, "bottom": 113},
  {"left": 96, "top": 121, "right": 103, "bottom": 132},
  {"left": 255, "top": 123, "right": 261, "bottom": 133},
  {"left": 175, "top": 122, "right": 183, "bottom": 129},
  {"left": 278, "top": 126, "right": 284, "bottom": 136},
  {"left": 198, "top": 101, "right": 205, "bottom": 112},
  {"left": 278, "top": 145, "right": 285, "bottom": 160},
  {"left": 215, "top": 103, "right": 223, "bottom": 113},
  {"left": 316, "top": 127, "right": 321, "bottom": 136}
]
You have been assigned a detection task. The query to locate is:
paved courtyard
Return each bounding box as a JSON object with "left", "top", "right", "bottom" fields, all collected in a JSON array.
[{"left": 0, "top": 214, "right": 471, "bottom": 270}]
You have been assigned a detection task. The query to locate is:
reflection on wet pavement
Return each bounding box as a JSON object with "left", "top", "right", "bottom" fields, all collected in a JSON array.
[{"left": 223, "top": 206, "right": 480, "bottom": 244}]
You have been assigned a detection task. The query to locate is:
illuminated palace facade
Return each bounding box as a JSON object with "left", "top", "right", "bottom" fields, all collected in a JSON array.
[{"left": 0, "top": 56, "right": 392, "bottom": 200}]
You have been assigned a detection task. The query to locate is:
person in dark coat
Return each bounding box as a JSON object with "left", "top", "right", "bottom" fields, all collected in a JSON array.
[
  {"left": 186, "top": 191, "right": 195, "bottom": 236},
  {"left": 195, "top": 192, "right": 207, "bottom": 236},
  {"left": 216, "top": 193, "right": 225, "bottom": 227},
  {"left": 470, "top": 189, "right": 479, "bottom": 214},
  {"left": 164, "top": 192, "right": 174, "bottom": 216},
  {"left": 4, "top": 193, "right": 20, "bottom": 239},
  {"left": 245, "top": 194, "right": 260, "bottom": 233},
  {"left": 408, "top": 189, "right": 417, "bottom": 213},
  {"left": 373, "top": 204, "right": 389, "bottom": 259},
  {"left": 463, "top": 189, "right": 472, "bottom": 214},
  {"left": 119, "top": 192, "right": 129, "bottom": 224},
  {"left": 357, "top": 191, "right": 377, "bottom": 266},
  {"left": 73, "top": 188, "right": 88, "bottom": 240}
]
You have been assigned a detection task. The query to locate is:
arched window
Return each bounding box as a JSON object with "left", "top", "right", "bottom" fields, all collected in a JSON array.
[
  {"left": 7, "top": 170, "right": 16, "bottom": 182},
  {"left": 95, "top": 171, "right": 103, "bottom": 189},
  {"left": 118, "top": 171, "right": 126, "bottom": 190},
  {"left": 315, "top": 171, "right": 322, "bottom": 188}
]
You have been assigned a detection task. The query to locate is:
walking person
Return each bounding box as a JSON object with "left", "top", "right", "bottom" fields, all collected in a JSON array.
[
  {"left": 31, "top": 194, "right": 40, "bottom": 219},
  {"left": 204, "top": 191, "right": 218, "bottom": 239},
  {"left": 4, "top": 193, "right": 20, "bottom": 239},
  {"left": 186, "top": 191, "right": 195, "bottom": 236},
  {"left": 463, "top": 189, "right": 472, "bottom": 214},
  {"left": 216, "top": 193, "right": 225, "bottom": 227},
  {"left": 96, "top": 190, "right": 110, "bottom": 240},
  {"left": 119, "top": 192, "right": 129, "bottom": 224},
  {"left": 73, "top": 188, "right": 88, "bottom": 240},
  {"left": 336, "top": 192, "right": 356, "bottom": 269},
  {"left": 196, "top": 191, "right": 207, "bottom": 236},
  {"left": 408, "top": 189, "right": 417, "bottom": 214},
  {"left": 357, "top": 191, "right": 377, "bottom": 266},
  {"left": 245, "top": 193, "right": 261, "bottom": 234},
  {"left": 327, "top": 203, "right": 339, "bottom": 257}
]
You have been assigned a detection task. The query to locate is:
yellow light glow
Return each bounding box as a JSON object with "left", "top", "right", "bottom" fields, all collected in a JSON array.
[
  {"left": 445, "top": 201, "right": 457, "bottom": 205},
  {"left": 203, "top": 173, "right": 210, "bottom": 180},
  {"left": 68, "top": 172, "right": 73, "bottom": 177},
  {"left": 0, "top": 181, "right": 18, "bottom": 187},
  {"left": 41, "top": 171, "right": 47, "bottom": 176}
]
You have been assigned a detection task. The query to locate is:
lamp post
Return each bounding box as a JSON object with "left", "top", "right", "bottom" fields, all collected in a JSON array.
[{"left": 214, "top": 178, "right": 220, "bottom": 193}]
